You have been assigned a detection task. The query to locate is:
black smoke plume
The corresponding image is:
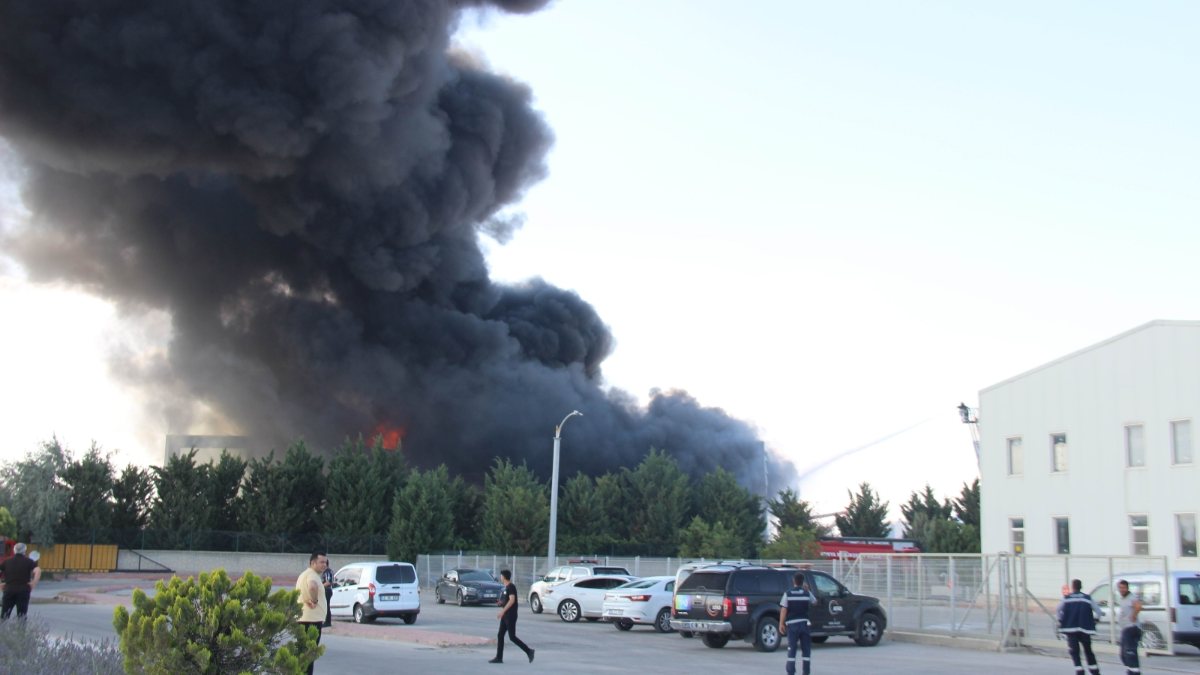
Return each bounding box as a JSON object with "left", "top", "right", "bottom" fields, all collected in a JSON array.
[{"left": 0, "top": 0, "right": 795, "bottom": 492}]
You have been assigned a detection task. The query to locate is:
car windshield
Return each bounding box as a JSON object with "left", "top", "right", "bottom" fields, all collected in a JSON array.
[
  {"left": 376, "top": 564, "right": 416, "bottom": 584},
  {"left": 616, "top": 578, "right": 657, "bottom": 590},
  {"left": 595, "top": 567, "right": 630, "bottom": 575},
  {"left": 460, "top": 571, "right": 494, "bottom": 582}
]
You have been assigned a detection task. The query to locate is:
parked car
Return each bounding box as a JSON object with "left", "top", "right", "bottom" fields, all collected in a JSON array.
[
  {"left": 1088, "top": 570, "right": 1200, "bottom": 651},
  {"left": 602, "top": 576, "right": 676, "bottom": 632},
  {"left": 528, "top": 559, "right": 632, "bottom": 613},
  {"left": 542, "top": 574, "right": 635, "bottom": 622},
  {"left": 329, "top": 561, "right": 420, "bottom": 624},
  {"left": 670, "top": 563, "right": 886, "bottom": 651},
  {"left": 435, "top": 568, "right": 504, "bottom": 606}
]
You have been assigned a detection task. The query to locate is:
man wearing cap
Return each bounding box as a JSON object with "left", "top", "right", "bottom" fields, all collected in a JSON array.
[{"left": 0, "top": 542, "right": 42, "bottom": 619}]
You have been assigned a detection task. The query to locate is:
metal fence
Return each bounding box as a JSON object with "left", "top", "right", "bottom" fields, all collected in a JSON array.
[{"left": 417, "top": 552, "right": 1177, "bottom": 655}]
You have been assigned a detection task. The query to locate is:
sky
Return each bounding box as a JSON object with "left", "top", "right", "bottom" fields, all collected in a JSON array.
[{"left": 2, "top": 1, "right": 1198, "bottom": 525}]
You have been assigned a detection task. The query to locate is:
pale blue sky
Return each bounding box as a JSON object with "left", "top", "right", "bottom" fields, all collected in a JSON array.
[{"left": 2, "top": 1, "right": 1198, "bottom": 523}]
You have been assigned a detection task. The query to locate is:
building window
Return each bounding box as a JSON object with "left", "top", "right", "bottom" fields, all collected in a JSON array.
[
  {"left": 1051, "top": 433, "right": 1068, "bottom": 472},
  {"left": 1007, "top": 437, "right": 1023, "bottom": 475},
  {"left": 1010, "top": 518, "right": 1025, "bottom": 555},
  {"left": 1125, "top": 424, "right": 1145, "bottom": 467},
  {"left": 1130, "top": 515, "right": 1150, "bottom": 555},
  {"left": 1178, "top": 514, "right": 1198, "bottom": 558},
  {"left": 1171, "top": 419, "right": 1193, "bottom": 464},
  {"left": 1054, "top": 517, "right": 1070, "bottom": 554}
]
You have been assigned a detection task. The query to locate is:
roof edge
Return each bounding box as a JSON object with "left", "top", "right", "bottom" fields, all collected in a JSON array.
[{"left": 980, "top": 319, "right": 1200, "bottom": 395}]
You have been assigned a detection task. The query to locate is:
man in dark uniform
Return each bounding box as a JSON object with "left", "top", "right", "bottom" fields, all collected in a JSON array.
[
  {"left": 1057, "top": 578, "right": 1102, "bottom": 674},
  {"left": 490, "top": 569, "right": 534, "bottom": 664},
  {"left": 0, "top": 542, "right": 41, "bottom": 620},
  {"left": 779, "top": 571, "right": 814, "bottom": 675}
]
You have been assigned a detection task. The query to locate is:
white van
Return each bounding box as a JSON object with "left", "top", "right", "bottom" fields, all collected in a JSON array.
[
  {"left": 1088, "top": 570, "right": 1200, "bottom": 652},
  {"left": 329, "top": 561, "right": 420, "bottom": 624}
]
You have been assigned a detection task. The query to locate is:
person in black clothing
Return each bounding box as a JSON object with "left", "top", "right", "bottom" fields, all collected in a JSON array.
[
  {"left": 779, "top": 572, "right": 814, "bottom": 675},
  {"left": 0, "top": 542, "right": 42, "bottom": 620},
  {"left": 490, "top": 569, "right": 534, "bottom": 664},
  {"left": 321, "top": 561, "right": 334, "bottom": 627},
  {"left": 1057, "top": 578, "right": 1102, "bottom": 674}
]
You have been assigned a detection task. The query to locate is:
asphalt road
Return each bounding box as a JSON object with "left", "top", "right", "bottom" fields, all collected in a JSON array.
[{"left": 25, "top": 582, "right": 1200, "bottom": 675}]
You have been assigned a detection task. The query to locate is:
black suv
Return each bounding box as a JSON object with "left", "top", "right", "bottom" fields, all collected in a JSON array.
[{"left": 669, "top": 564, "right": 886, "bottom": 651}]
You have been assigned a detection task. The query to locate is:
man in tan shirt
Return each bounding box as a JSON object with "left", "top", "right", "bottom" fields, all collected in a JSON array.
[{"left": 296, "top": 552, "right": 329, "bottom": 675}]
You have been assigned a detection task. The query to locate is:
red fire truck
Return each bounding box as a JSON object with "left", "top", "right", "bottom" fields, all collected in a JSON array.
[{"left": 817, "top": 536, "right": 920, "bottom": 559}]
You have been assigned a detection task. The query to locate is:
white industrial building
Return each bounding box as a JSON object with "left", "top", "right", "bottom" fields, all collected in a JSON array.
[{"left": 979, "top": 320, "right": 1199, "bottom": 569}]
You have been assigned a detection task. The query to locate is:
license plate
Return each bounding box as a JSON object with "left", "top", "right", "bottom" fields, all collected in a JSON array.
[
  {"left": 380, "top": 594, "right": 399, "bottom": 601},
  {"left": 604, "top": 609, "right": 620, "bottom": 616},
  {"left": 483, "top": 593, "right": 496, "bottom": 597},
  {"left": 675, "top": 621, "right": 706, "bottom": 630}
]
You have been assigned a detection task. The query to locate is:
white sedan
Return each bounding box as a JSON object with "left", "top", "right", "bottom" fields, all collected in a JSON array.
[
  {"left": 543, "top": 575, "right": 635, "bottom": 622},
  {"left": 601, "top": 576, "right": 676, "bottom": 632}
]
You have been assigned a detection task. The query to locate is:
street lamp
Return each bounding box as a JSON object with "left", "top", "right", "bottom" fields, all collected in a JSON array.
[{"left": 547, "top": 409, "right": 582, "bottom": 565}]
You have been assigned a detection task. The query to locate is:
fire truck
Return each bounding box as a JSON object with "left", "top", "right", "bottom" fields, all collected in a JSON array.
[{"left": 817, "top": 536, "right": 920, "bottom": 559}]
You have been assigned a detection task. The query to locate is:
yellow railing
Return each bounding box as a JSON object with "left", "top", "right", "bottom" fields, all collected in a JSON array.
[{"left": 27, "top": 543, "right": 118, "bottom": 572}]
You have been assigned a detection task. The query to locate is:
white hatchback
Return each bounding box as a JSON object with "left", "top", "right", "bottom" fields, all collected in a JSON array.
[
  {"left": 543, "top": 574, "right": 635, "bottom": 622},
  {"left": 329, "top": 561, "right": 420, "bottom": 624},
  {"left": 602, "top": 576, "right": 676, "bottom": 633}
]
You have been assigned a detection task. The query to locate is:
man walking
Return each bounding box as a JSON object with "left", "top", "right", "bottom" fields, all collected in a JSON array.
[
  {"left": 0, "top": 542, "right": 41, "bottom": 620},
  {"left": 779, "top": 571, "right": 814, "bottom": 675},
  {"left": 296, "top": 551, "right": 329, "bottom": 675},
  {"left": 490, "top": 569, "right": 534, "bottom": 664},
  {"left": 1116, "top": 579, "right": 1143, "bottom": 675},
  {"left": 321, "top": 559, "right": 334, "bottom": 627},
  {"left": 1057, "top": 578, "right": 1101, "bottom": 674}
]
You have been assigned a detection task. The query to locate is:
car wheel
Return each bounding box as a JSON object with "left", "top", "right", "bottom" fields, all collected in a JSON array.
[
  {"left": 615, "top": 618, "right": 634, "bottom": 631},
  {"left": 1140, "top": 624, "right": 1166, "bottom": 651},
  {"left": 701, "top": 633, "right": 730, "bottom": 649},
  {"left": 402, "top": 613, "right": 417, "bottom": 625},
  {"left": 680, "top": 631, "right": 694, "bottom": 639},
  {"left": 754, "top": 615, "right": 781, "bottom": 652},
  {"left": 812, "top": 636, "right": 829, "bottom": 644},
  {"left": 654, "top": 608, "right": 674, "bottom": 633},
  {"left": 353, "top": 604, "right": 365, "bottom": 624},
  {"left": 854, "top": 613, "right": 883, "bottom": 646},
  {"left": 457, "top": 590, "right": 466, "bottom": 607},
  {"left": 530, "top": 594, "right": 543, "bottom": 614},
  {"left": 435, "top": 589, "right": 444, "bottom": 604},
  {"left": 558, "top": 599, "right": 581, "bottom": 623}
]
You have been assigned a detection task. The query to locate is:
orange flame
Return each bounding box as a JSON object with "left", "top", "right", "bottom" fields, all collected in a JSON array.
[{"left": 371, "top": 423, "right": 405, "bottom": 451}]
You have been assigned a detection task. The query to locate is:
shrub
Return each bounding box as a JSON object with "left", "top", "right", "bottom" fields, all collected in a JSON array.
[
  {"left": 0, "top": 618, "right": 123, "bottom": 674},
  {"left": 112, "top": 569, "right": 322, "bottom": 674}
]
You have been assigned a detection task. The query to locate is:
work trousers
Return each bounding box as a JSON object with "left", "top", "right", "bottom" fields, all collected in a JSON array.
[
  {"left": 785, "top": 621, "right": 812, "bottom": 675},
  {"left": 496, "top": 614, "right": 532, "bottom": 661},
  {"left": 1065, "top": 632, "right": 1100, "bottom": 673},
  {"left": 1119, "top": 626, "right": 1141, "bottom": 674},
  {"left": 299, "top": 621, "right": 323, "bottom": 675}
]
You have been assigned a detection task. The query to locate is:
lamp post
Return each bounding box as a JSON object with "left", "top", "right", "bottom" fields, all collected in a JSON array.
[{"left": 547, "top": 409, "right": 582, "bottom": 565}]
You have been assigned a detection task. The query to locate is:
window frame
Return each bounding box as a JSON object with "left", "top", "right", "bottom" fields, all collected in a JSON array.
[
  {"left": 1006, "top": 437, "right": 1023, "bottom": 476},
  {"left": 1130, "top": 514, "right": 1150, "bottom": 555},
  {"left": 1171, "top": 418, "right": 1193, "bottom": 465},
  {"left": 1010, "top": 517, "right": 1025, "bottom": 555},
  {"left": 1124, "top": 423, "right": 1146, "bottom": 468},
  {"left": 1050, "top": 432, "right": 1068, "bottom": 473},
  {"left": 1053, "top": 516, "right": 1070, "bottom": 555},
  {"left": 1177, "top": 513, "right": 1198, "bottom": 558}
]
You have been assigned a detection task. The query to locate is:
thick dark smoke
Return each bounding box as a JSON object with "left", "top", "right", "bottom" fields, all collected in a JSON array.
[{"left": 0, "top": 1, "right": 795, "bottom": 492}]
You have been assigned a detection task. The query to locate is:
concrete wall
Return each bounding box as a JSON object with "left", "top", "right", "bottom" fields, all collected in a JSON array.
[{"left": 980, "top": 320, "right": 1200, "bottom": 569}]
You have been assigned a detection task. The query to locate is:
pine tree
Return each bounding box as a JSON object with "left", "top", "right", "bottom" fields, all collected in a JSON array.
[
  {"left": 625, "top": 449, "right": 690, "bottom": 556},
  {"left": 112, "top": 570, "right": 321, "bottom": 674},
  {"left": 112, "top": 465, "right": 153, "bottom": 531},
  {"left": 60, "top": 442, "right": 116, "bottom": 534},
  {"left": 386, "top": 466, "right": 455, "bottom": 563},
  {"left": 767, "top": 488, "right": 832, "bottom": 537},
  {"left": 0, "top": 438, "right": 71, "bottom": 545},
  {"left": 480, "top": 459, "right": 548, "bottom": 555},
  {"left": 900, "top": 484, "right": 952, "bottom": 539},
  {"left": 834, "top": 482, "right": 891, "bottom": 538},
  {"left": 205, "top": 450, "right": 246, "bottom": 532},
  {"left": 692, "top": 467, "right": 766, "bottom": 557},
  {"left": 149, "top": 450, "right": 211, "bottom": 548}
]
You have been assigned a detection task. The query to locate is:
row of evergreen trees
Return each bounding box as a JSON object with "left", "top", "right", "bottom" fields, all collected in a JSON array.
[{"left": 0, "top": 436, "right": 980, "bottom": 560}]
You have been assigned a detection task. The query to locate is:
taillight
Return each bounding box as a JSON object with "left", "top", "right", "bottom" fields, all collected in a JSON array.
[
  {"left": 722, "top": 598, "right": 733, "bottom": 618},
  {"left": 368, "top": 582, "right": 377, "bottom": 601},
  {"left": 629, "top": 594, "right": 651, "bottom": 602}
]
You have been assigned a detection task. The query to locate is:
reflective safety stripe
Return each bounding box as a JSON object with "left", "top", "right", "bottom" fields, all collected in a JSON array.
[
  {"left": 786, "top": 618, "right": 809, "bottom": 625},
  {"left": 786, "top": 657, "right": 795, "bottom": 662}
]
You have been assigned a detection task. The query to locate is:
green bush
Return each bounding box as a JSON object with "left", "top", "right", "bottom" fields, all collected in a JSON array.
[
  {"left": 0, "top": 618, "right": 122, "bottom": 674},
  {"left": 112, "top": 569, "right": 322, "bottom": 674}
]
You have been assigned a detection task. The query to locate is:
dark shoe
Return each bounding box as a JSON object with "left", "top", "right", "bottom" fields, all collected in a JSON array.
[
  {"left": 528, "top": 649, "right": 535, "bottom": 663},
  {"left": 489, "top": 657, "right": 503, "bottom": 664}
]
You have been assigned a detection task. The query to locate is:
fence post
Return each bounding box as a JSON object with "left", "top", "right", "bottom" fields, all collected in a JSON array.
[
  {"left": 949, "top": 556, "right": 957, "bottom": 635},
  {"left": 885, "top": 555, "right": 893, "bottom": 630},
  {"left": 917, "top": 555, "right": 924, "bottom": 629}
]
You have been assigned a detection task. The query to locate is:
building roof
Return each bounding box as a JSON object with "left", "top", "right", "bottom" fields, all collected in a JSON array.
[{"left": 980, "top": 319, "right": 1200, "bottom": 395}]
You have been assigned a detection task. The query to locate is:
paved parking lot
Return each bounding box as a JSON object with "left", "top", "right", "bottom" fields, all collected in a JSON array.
[{"left": 32, "top": 577, "right": 1200, "bottom": 674}]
